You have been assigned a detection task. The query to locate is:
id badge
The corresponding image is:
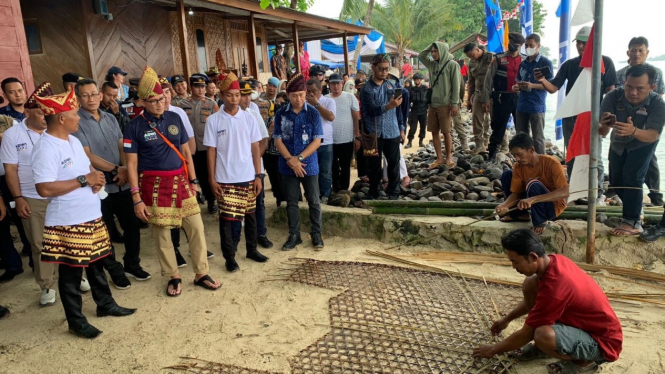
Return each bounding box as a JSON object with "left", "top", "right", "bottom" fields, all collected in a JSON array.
[{"left": 302, "top": 133, "right": 309, "bottom": 144}]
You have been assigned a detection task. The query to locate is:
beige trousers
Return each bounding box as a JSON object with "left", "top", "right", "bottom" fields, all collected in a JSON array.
[
  {"left": 452, "top": 114, "right": 468, "bottom": 149},
  {"left": 151, "top": 213, "right": 209, "bottom": 277},
  {"left": 22, "top": 197, "right": 57, "bottom": 290},
  {"left": 472, "top": 99, "right": 491, "bottom": 146}
]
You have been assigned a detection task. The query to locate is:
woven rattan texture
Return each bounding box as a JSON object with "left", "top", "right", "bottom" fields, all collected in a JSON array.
[{"left": 169, "top": 260, "right": 521, "bottom": 373}]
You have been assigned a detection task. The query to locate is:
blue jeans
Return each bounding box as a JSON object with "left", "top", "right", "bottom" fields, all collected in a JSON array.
[
  {"left": 501, "top": 170, "right": 557, "bottom": 226},
  {"left": 317, "top": 144, "right": 333, "bottom": 198},
  {"left": 609, "top": 143, "right": 657, "bottom": 222}
]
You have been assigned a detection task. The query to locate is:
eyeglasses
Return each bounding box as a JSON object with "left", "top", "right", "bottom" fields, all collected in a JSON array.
[
  {"left": 79, "top": 93, "right": 100, "bottom": 100},
  {"left": 145, "top": 97, "right": 166, "bottom": 105}
]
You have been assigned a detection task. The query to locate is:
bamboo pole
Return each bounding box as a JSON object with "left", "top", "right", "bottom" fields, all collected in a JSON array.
[{"left": 365, "top": 200, "right": 663, "bottom": 213}]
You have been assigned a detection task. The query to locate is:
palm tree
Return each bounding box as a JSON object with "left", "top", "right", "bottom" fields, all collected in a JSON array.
[
  {"left": 340, "top": 0, "right": 375, "bottom": 73},
  {"left": 371, "top": 0, "right": 452, "bottom": 68}
]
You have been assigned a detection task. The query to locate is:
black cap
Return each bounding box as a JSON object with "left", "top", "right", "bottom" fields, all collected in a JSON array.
[
  {"left": 189, "top": 73, "right": 209, "bottom": 86},
  {"left": 171, "top": 75, "right": 186, "bottom": 86},
  {"left": 62, "top": 72, "right": 82, "bottom": 84},
  {"left": 108, "top": 66, "right": 128, "bottom": 76},
  {"left": 413, "top": 72, "right": 424, "bottom": 80},
  {"left": 128, "top": 78, "right": 140, "bottom": 86},
  {"left": 508, "top": 32, "right": 525, "bottom": 44},
  {"left": 309, "top": 65, "right": 326, "bottom": 76},
  {"left": 328, "top": 73, "right": 343, "bottom": 83}
]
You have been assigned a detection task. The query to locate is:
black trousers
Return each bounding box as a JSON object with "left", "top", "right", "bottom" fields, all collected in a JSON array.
[
  {"left": 367, "top": 136, "right": 401, "bottom": 198},
  {"left": 194, "top": 151, "right": 214, "bottom": 206},
  {"left": 263, "top": 153, "right": 285, "bottom": 203},
  {"left": 487, "top": 92, "right": 518, "bottom": 158},
  {"left": 219, "top": 213, "right": 257, "bottom": 261},
  {"left": 408, "top": 113, "right": 427, "bottom": 141},
  {"left": 646, "top": 155, "right": 663, "bottom": 203},
  {"left": 332, "top": 142, "right": 355, "bottom": 192},
  {"left": 0, "top": 177, "right": 30, "bottom": 250},
  {"left": 282, "top": 175, "right": 322, "bottom": 235},
  {"left": 101, "top": 190, "right": 142, "bottom": 271},
  {"left": 58, "top": 261, "right": 115, "bottom": 329}
]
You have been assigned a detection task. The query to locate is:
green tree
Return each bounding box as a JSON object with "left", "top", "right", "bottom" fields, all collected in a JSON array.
[
  {"left": 441, "top": 0, "right": 546, "bottom": 47},
  {"left": 339, "top": 0, "right": 376, "bottom": 73},
  {"left": 260, "top": 0, "right": 313, "bottom": 12},
  {"left": 371, "top": 0, "right": 453, "bottom": 64}
]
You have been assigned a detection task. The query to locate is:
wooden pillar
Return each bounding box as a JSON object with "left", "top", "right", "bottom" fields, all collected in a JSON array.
[
  {"left": 342, "top": 33, "right": 349, "bottom": 75},
  {"left": 81, "top": 0, "right": 97, "bottom": 81},
  {"left": 292, "top": 21, "right": 300, "bottom": 74},
  {"left": 177, "top": 0, "right": 191, "bottom": 78},
  {"left": 248, "top": 13, "right": 259, "bottom": 77}
]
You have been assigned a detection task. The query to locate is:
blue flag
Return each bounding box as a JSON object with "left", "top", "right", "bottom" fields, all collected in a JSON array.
[
  {"left": 484, "top": 0, "right": 504, "bottom": 53},
  {"left": 555, "top": 0, "right": 571, "bottom": 141},
  {"left": 520, "top": 0, "right": 533, "bottom": 37}
]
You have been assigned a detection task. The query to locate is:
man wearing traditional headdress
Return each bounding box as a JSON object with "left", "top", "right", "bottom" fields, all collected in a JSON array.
[
  {"left": 124, "top": 66, "right": 221, "bottom": 297},
  {"left": 1, "top": 82, "right": 62, "bottom": 303},
  {"left": 205, "top": 73, "right": 268, "bottom": 272},
  {"left": 273, "top": 73, "right": 324, "bottom": 250},
  {"left": 30, "top": 87, "right": 136, "bottom": 338}
]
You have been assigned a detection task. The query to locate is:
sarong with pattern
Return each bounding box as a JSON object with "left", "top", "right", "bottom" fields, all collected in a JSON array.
[
  {"left": 216, "top": 181, "right": 256, "bottom": 221},
  {"left": 139, "top": 166, "right": 200, "bottom": 227},
  {"left": 42, "top": 217, "right": 111, "bottom": 267}
]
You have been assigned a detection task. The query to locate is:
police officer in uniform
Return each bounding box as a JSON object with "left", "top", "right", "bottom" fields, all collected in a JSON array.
[
  {"left": 481, "top": 32, "right": 526, "bottom": 162},
  {"left": 180, "top": 74, "right": 220, "bottom": 214},
  {"left": 465, "top": 43, "right": 494, "bottom": 154}
]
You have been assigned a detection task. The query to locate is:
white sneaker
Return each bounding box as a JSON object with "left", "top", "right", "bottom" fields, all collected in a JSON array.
[
  {"left": 80, "top": 278, "right": 91, "bottom": 292},
  {"left": 596, "top": 195, "right": 607, "bottom": 207},
  {"left": 40, "top": 289, "right": 56, "bottom": 307}
]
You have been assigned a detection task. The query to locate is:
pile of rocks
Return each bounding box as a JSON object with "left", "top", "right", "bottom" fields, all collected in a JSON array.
[{"left": 328, "top": 134, "right": 566, "bottom": 208}]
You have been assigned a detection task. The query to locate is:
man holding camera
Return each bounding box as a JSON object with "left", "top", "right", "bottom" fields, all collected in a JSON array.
[{"left": 600, "top": 65, "right": 665, "bottom": 237}]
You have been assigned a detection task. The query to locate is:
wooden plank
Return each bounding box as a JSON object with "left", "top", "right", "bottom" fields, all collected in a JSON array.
[
  {"left": 203, "top": 0, "right": 370, "bottom": 36},
  {"left": 292, "top": 21, "right": 299, "bottom": 74},
  {"left": 0, "top": 5, "right": 14, "bottom": 26},
  {"left": 10, "top": 0, "right": 32, "bottom": 93},
  {"left": 0, "top": 25, "right": 17, "bottom": 46},
  {"left": 80, "top": 0, "right": 97, "bottom": 81},
  {"left": 343, "top": 33, "right": 349, "bottom": 74},
  {"left": 177, "top": 0, "right": 191, "bottom": 79},
  {"left": 247, "top": 13, "right": 258, "bottom": 77},
  {"left": 0, "top": 46, "right": 21, "bottom": 61}
]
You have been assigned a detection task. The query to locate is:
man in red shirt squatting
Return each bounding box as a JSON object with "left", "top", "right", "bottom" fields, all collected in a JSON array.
[{"left": 473, "top": 229, "right": 622, "bottom": 373}]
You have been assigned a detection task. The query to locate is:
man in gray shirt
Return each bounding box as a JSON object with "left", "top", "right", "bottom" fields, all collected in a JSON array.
[
  {"left": 600, "top": 65, "right": 665, "bottom": 237},
  {"left": 616, "top": 36, "right": 664, "bottom": 206},
  {"left": 73, "top": 79, "right": 151, "bottom": 286}
]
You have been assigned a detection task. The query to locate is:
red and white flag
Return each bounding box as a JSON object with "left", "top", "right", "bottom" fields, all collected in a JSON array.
[{"left": 554, "top": 21, "right": 604, "bottom": 202}]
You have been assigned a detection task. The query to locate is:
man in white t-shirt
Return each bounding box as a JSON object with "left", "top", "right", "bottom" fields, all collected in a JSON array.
[
  {"left": 204, "top": 72, "right": 267, "bottom": 273},
  {"left": 31, "top": 88, "right": 135, "bottom": 339},
  {"left": 306, "top": 79, "right": 336, "bottom": 203},
  {"left": 0, "top": 82, "right": 61, "bottom": 305},
  {"left": 326, "top": 73, "right": 360, "bottom": 192},
  {"left": 240, "top": 81, "right": 273, "bottom": 249}
]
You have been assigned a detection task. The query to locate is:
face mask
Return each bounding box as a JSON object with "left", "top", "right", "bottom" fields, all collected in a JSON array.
[
  {"left": 250, "top": 92, "right": 259, "bottom": 101},
  {"left": 526, "top": 47, "right": 537, "bottom": 57},
  {"left": 508, "top": 43, "right": 519, "bottom": 53}
]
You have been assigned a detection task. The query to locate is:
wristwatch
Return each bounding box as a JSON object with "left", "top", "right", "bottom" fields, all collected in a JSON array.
[
  {"left": 255, "top": 173, "right": 265, "bottom": 178},
  {"left": 297, "top": 155, "right": 304, "bottom": 162},
  {"left": 111, "top": 165, "right": 119, "bottom": 176},
  {"left": 77, "top": 175, "right": 88, "bottom": 188},
  {"left": 189, "top": 178, "right": 199, "bottom": 185},
  {"left": 355, "top": 136, "right": 362, "bottom": 141},
  {"left": 314, "top": 103, "right": 320, "bottom": 108}
]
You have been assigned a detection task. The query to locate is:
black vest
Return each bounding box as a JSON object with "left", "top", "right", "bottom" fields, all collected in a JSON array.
[{"left": 492, "top": 52, "right": 526, "bottom": 93}]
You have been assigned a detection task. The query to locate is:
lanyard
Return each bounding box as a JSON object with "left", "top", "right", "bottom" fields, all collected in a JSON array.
[{"left": 140, "top": 113, "right": 189, "bottom": 178}]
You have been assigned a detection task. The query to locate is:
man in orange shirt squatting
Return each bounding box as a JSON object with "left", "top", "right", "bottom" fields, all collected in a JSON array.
[
  {"left": 494, "top": 132, "right": 569, "bottom": 235},
  {"left": 473, "top": 229, "right": 623, "bottom": 373}
]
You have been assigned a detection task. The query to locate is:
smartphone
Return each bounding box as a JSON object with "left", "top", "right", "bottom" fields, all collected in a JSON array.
[
  {"left": 394, "top": 89, "right": 402, "bottom": 99},
  {"left": 537, "top": 66, "right": 552, "bottom": 79},
  {"left": 608, "top": 114, "right": 617, "bottom": 126}
]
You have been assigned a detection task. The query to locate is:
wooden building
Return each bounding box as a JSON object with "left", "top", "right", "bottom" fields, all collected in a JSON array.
[{"left": 5, "top": 0, "right": 370, "bottom": 94}]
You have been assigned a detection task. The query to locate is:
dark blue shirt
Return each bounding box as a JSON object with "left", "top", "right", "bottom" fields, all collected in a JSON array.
[
  {"left": 0, "top": 105, "right": 25, "bottom": 121},
  {"left": 360, "top": 78, "right": 404, "bottom": 139},
  {"left": 273, "top": 103, "right": 324, "bottom": 177},
  {"left": 516, "top": 54, "right": 553, "bottom": 114},
  {"left": 123, "top": 111, "right": 190, "bottom": 172}
]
